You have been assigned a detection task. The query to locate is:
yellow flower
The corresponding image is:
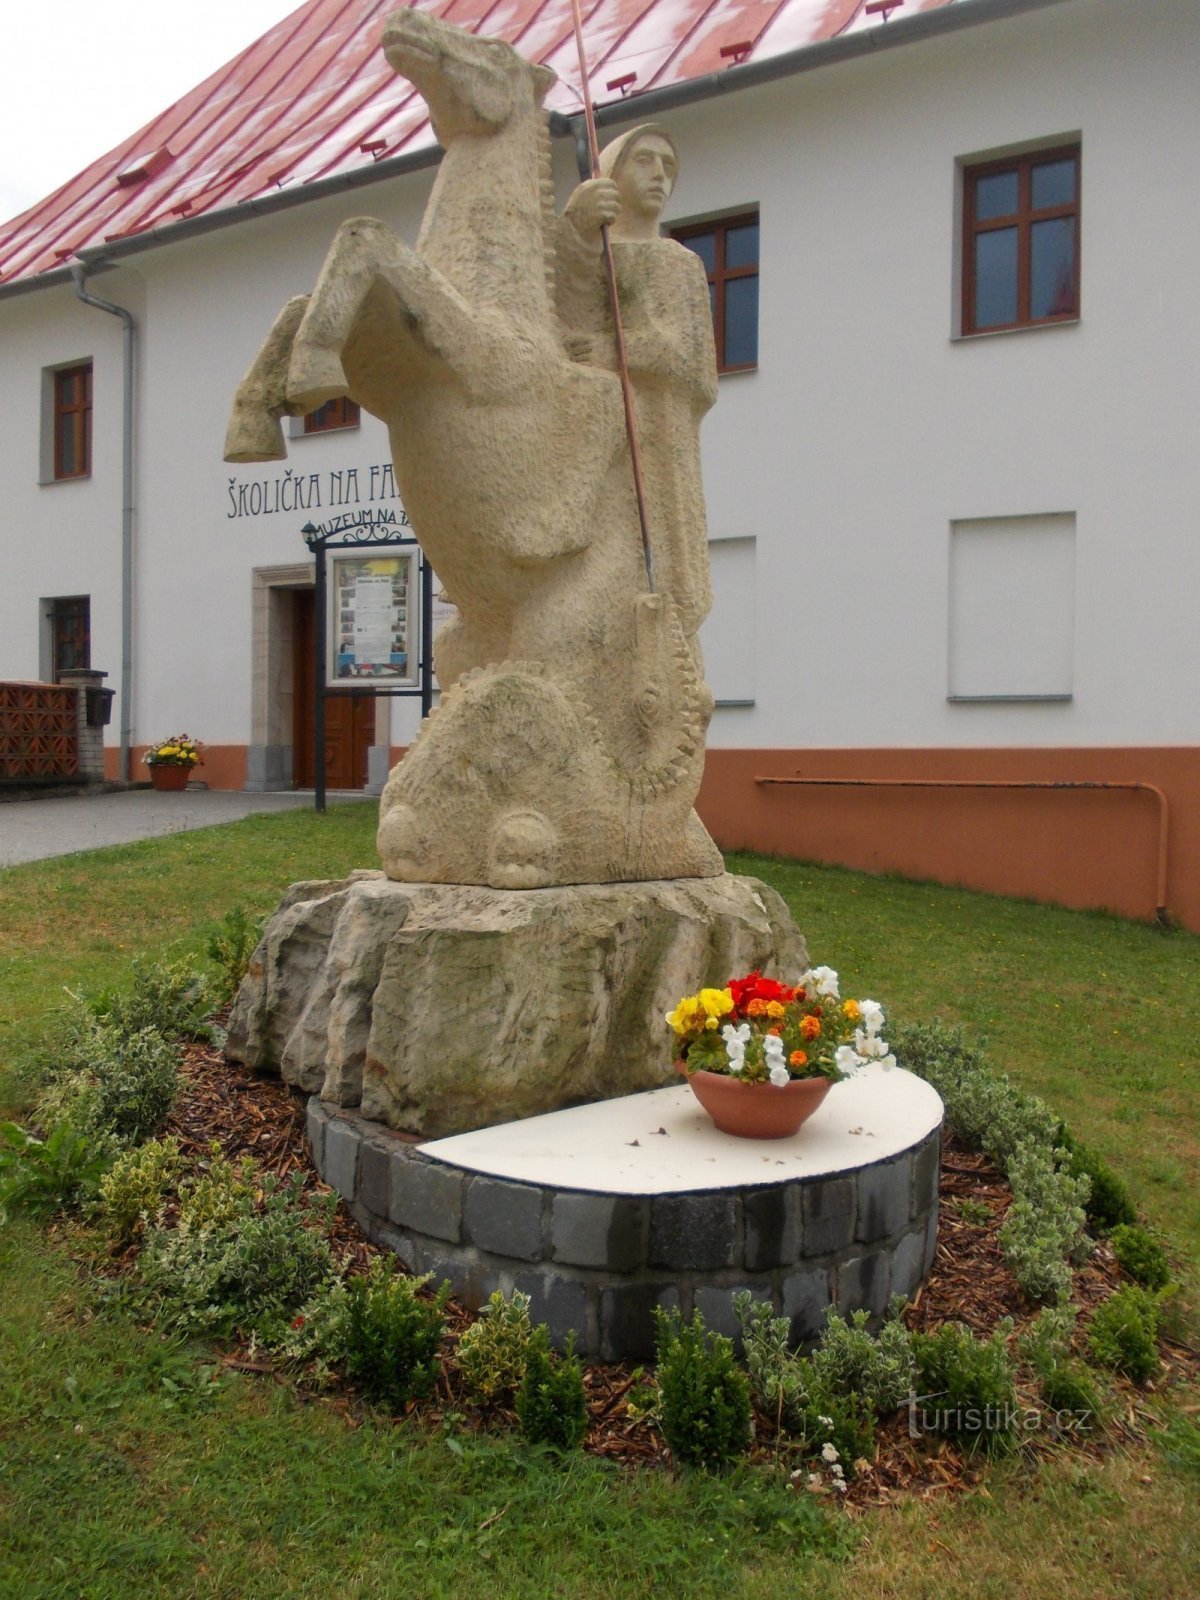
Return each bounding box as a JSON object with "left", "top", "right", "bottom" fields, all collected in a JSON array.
[
  {"left": 765, "top": 1000, "right": 786, "bottom": 1020},
  {"left": 842, "top": 999, "right": 861, "bottom": 1021},
  {"left": 697, "top": 987, "right": 734, "bottom": 1020},
  {"left": 666, "top": 996, "right": 702, "bottom": 1037}
]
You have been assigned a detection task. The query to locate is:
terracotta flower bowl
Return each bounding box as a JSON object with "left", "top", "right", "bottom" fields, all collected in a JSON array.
[{"left": 676, "top": 1061, "right": 833, "bottom": 1139}]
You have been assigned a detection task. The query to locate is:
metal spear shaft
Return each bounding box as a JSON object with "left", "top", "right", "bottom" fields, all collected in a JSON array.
[{"left": 568, "top": 0, "right": 656, "bottom": 594}]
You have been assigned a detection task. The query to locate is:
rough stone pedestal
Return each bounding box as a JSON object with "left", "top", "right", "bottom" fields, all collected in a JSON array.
[{"left": 225, "top": 871, "right": 806, "bottom": 1138}]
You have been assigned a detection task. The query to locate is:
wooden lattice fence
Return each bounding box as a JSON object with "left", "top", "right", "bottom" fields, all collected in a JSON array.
[{"left": 0, "top": 681, "right": 78, "bottom": 781}]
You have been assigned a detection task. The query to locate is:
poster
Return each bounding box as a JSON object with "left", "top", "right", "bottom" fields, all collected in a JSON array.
[{"left": 328, "top": 553, "right": 417, "bottom": 685}]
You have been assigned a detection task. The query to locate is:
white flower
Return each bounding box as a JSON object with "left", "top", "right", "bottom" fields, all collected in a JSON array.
[
  {"left": 806, "top": 966, "right": 840, "bottom": 999},
  {"left": 834, "top": 1044, "right": 863, "bottom": 1076},
  {"left": 878, "top": 1051, "right": 896, "bottom": 1070},
  {"left": 831, "top": 1478, "right": 848, "bottom": 1494},
  {"left": 821, "top": 1442, "right": 840, "bottom": 1464},
  {"left": 805, "top": 1473, "right": 823, "bottom": 1492},
  {"left": 763, "top": 1034, "right": 786, "bottom": 1062},
  {"left": 854, "top": 1028, "right": 892, "bottom": 1060},
  {"left": 858, "top": 999, "right": 885, "bottom": 1035},
  {"left": 769, "top": 1062, "right": 791, "bottom": 1088},
  {"left": 728, "top": 1056, "right": 744, "bottom": 1074},
  {"left": 817, "top": 1415, "right": 834, "bottom": 1429},
  {"left": 722, "top": 1022, "right": 750, "bottom": 1048}
]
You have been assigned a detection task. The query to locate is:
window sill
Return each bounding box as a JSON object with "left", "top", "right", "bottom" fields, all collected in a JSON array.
[
  {"left": 717, "top": 365, "right": 758, "bottom": 380},
  {"left": 951, "top": 318, "right": 1079, "bottom": 344},
  {"left": 714, "top": 698, "right": 756, "bottom": 709},
  {"left": 39, "top": 473, "right": 92, "bottom": 486},
  {"left": 947, "top": 693, "right": 1072, "bottom": 704}
]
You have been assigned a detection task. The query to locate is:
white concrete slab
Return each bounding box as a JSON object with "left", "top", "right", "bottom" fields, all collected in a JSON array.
[{"left": 420, "top": 1065, "right": 943, "bottom": 1195}]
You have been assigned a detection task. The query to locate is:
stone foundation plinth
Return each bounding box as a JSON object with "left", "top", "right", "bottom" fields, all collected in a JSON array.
[
  {"left": 226, "top": 870, "right": 806, "bottom": 1138},
  {"left": 307, "top": 1064, "right": 943, "bottom": 1360}
]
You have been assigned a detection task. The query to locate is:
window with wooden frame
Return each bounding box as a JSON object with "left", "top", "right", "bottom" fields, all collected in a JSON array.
[
  {"left": 53, "top": 363, "right": 92, "bottom": 479},
  {"left": 962, "top": 146, "right": 1080, "bottom": 334},
  {"left": 50, "top": 595, "right": 91, "bottom": 678},
  {"left": 673, "top": 212, "right": 759, "bottom": 372},
  {"left": 303, "top": 396, "right": 361, "bottom": 434}
]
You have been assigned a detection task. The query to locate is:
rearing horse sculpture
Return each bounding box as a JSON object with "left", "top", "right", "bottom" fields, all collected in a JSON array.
[{"left": 225, "top": 8, "right": 720, "bottom": 888}]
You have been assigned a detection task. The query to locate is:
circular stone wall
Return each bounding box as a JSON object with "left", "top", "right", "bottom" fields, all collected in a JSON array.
[{"left": 307, "top": 1064, "right": 943, "bottom": 1361}]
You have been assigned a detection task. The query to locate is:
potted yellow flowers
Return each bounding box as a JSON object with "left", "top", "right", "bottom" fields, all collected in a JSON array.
[{"left": 142, "top": 734, "right": 204, "bottom": 791}]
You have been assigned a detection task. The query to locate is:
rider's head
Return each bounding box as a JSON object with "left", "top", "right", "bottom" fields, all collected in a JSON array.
[{"left": 599, "top": 125, "right": 679, "bottom": 239}]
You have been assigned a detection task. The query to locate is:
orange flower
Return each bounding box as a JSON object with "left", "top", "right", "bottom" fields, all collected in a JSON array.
[
  {"left": 746, "top": 998, "right": 769, "bottom": 1018},
  {"left": 842, "top": 999, "right": 862, "bottom": 1021},
  {"left": 765, "top": 1000, "right": 786, "bottom": 1020},
  {"left": 789, "top": 1050, "right": 808, "bottom": 1067},
  {"left": 767, "top": 1025, "right": 782, "bottom": 1036},
  {"left": 800, "top": 1014, "right": 822, "bottom": 1040}
]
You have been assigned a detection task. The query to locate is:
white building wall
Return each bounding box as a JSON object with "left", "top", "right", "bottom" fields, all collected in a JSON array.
[{"left": 0, "top": 0, "right": 1195, "bottom": 774}]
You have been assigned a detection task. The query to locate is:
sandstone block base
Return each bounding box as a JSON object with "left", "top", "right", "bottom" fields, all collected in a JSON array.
[{"left": 225, "top": 871, "right": 807, "bottom": 1138}]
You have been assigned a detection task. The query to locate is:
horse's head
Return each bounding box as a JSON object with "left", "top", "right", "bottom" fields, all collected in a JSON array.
[{"left": 383, "top": 10, "right": 555, "bottom": 141}]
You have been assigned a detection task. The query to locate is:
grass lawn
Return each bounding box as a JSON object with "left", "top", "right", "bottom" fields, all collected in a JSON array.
[{"left": 1, "top": 805, "right": 1197, "bottom": 1599}]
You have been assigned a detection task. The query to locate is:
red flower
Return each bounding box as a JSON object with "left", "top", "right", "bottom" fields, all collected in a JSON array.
[{"left": 727, "top": 971, "right": 797, "bottom": 1015}]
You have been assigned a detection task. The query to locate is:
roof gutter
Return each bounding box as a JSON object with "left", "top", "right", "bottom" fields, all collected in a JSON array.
[
  {"left": 0, "top": 0, "right": 1067, "bottom": 299},
  {"left": 70, "top": 263, "right": 136, "bottom": 781}
]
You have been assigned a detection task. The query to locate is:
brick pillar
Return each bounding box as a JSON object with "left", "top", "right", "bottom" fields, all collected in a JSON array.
[{"left": 58, "top": 668, "right": 109, "bottom": 781}]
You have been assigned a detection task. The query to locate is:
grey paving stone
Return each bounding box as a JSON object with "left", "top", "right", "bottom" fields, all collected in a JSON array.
[
  {"left": 648, "top": 1192, "right": 737, "bottom": 1271},
  {"left": 782, "top": 1265, "right": 830, "bottom": 1345},
  {"left": 855, "top": 1155, "right": 912, "bottom": 1244},
  {"left": 390, "top": 1156, "right": 464, "bottom": 1243},
  {"left": 837, "top": 1249, "right": 892, "bottom": 1318},
  {"left": 357, "top": 1136, "right": 394, "bottom": 1219},
  {"left": 800, "top": 1176, "right": 855, "bottom": 1257},
  {"left": 512, "top": 1269, "right": 591, "bottom": 1352},
  {"left": 369, "top": 1221, "right": 420, "bottom": 1274},
  {"left": 550, "top": 1191, "right": 646, "bottom": 1271},
  {"left": 693, "top": 1284, "right": 759, "bottom": 1344},
  {"left": 911, "top": 1129, "right": 942, "bottom": 1220},
  {"left": 323, "top": 1115, "right": 360, "bottom": 1200},
  {"left": 598, "top": 1281, "right": 681, "bottom": 1364},
  {"left": 305, "top": 1097, "right": 328, "bottom": 1168},
  {"left": 742, "top": 1184, "right": 798, "bottom": 1270},
  {"left": 464, "top": 1176, "right": 545, "bottom": 1262},
  {"left": 890, "top": 1225, "right": 927, "bottom": 1301}
]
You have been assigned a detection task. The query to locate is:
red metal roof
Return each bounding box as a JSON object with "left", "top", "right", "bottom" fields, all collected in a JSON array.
[{"left": 0, "top": 0, "right": 957, "bottom": 288}]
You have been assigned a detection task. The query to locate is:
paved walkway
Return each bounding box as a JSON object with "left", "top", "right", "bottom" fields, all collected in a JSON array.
[{"left": 0, "top": 787, "right": 371, "bottom": 868}]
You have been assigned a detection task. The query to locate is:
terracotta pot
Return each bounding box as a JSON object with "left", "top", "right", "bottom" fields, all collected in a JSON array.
[
  {"left": 148, "top": 763, "right": 190, "bottom": 792},
  {"left": 677, "top": 1061, "right": 833, "bottom": 1139}
]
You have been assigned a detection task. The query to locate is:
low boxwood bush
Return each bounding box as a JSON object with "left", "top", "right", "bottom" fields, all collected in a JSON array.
[
  {"left": 1109, "top": 1224, "right": 1172, "bottom": 1291},
  {"left": 35, "top": 1022, "right": 180, "bottom": 1150},
  {"left": 655, "top": 1308, "right": 752, "bottom": 1469},
  {"left": 810, "top": 1300, "right": 916, "bottom": 1414},
  {"left": 1059, "top": 1134, "right": 1137, "bottom": 1235},
  {"left": 1087, "top": 1286, "right": 1161, "bottom": 1382},
  {"left": 732, "top": 1295, "right": 879, "bottom": 1466},
  {"left": 516, "top": 1328, "right": 588, "bottom": 1450},
  {"left": 96, "top": 1135, "right": 184, "bottom": 1243},
  {"left": 1018, "top": 1305, "right": 1101, "bottom": 1430},
  {"left": 177, "top": 1146, "right": 257, "bottom": 1230},
  {"left": 457, "top": 1288, "right": 535, "bottom": 1404},
  {"left": 342, "top": 1261, "right": 450, "bottom": 1408},
  {"left": 137, "top": 1173, "right": 338, "bottom": 1344},
  {"left": 998, "top": 1140, "right": 1092, "bottom": 1302},
  {"left": 911, "top": 1320, "right": 1018, "bottom": 1454}
]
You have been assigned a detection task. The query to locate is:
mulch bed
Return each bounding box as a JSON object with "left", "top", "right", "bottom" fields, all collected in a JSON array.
[{"left": 160, "top": 1034, "right": 1199, "bottom": 1508}]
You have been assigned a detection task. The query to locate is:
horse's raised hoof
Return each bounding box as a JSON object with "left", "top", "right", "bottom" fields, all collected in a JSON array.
[
  {"left": 286, "top": 340, "right": 350, "bottom": 413},
  {"left": 487, "top": 808, "right": 558, "bottom": 889},
  {"left": 223, "top": 404, "right": 288, "bottom": 463},
  {"left": 377, "top": 802, "right": 433, "bottom": 882}
]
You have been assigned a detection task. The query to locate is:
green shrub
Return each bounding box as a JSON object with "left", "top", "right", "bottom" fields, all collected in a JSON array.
[
  {"left": 276, "top": 1277, "right": 351, "bottom": 1381},
  {"left": 95, "top": 1136, "right": 183, "bottom": 1243},
  {"left": 83, "top": 955, "right": 212, "bottom": 1042},
  {"left": 998, "top": 1140, "right": 1092, "bottom": 1302},
  {"left": 177, "top": 1146, "right": 257, "bottom": 1229},
  {"left": 1059, "top": 1136, "right": 1137, "bottom": 1235},
  {"left": 36, "top": 1022, "right": 179, "bottom": 1149},
  {"left": 516, "top": 1329, "right": 588, "bottom": 1450},
  {"left": 1087, "top": 1287, "right": 1161, "bottom": 1382},
  {"left": 655, "top": 1308, "right": 752, "bottom": 1469},
  {"left": 734, "top": 1293, "right": 807, "bottom": 1433},
  {"left": 137, "top": 1174, "right": 337, "bottom": 1344},
  {"left": 811, "top": 1300, "right": 916, "bottom": 1414},
  {"left": 1018, "top": 1305, "right": 1100, "bottom": 1430},
  {"left": 911, "top": 1320, "right": 1018, "bottom": 1454},
  {"left": 206, "top": 906, "right": 267, "bottom": 1005},
  {"left": 457, "top": 1288, "right": 535, "bottom": 1404},
  {"left": 1109, "top": 1224, "right": 1172, "bottom": 1291},
  {"left": 342, "top": 1261, "right": 450, "bottom": 1408},
  {"left": 889, "top": 1019, "right": 1060, "bottom": 1173},
  {"left": 0, "top": 1119, "right": 111, "bottom": 1221}
]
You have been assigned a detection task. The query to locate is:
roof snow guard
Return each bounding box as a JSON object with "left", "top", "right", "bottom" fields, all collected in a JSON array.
[{"left": 0, "top": 0, "right": 1062, "bottom": 293}]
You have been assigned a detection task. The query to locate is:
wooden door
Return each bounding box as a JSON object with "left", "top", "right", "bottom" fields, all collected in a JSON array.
[{"left": 292, "top": 590, "right": 374, "bottom": 789}]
